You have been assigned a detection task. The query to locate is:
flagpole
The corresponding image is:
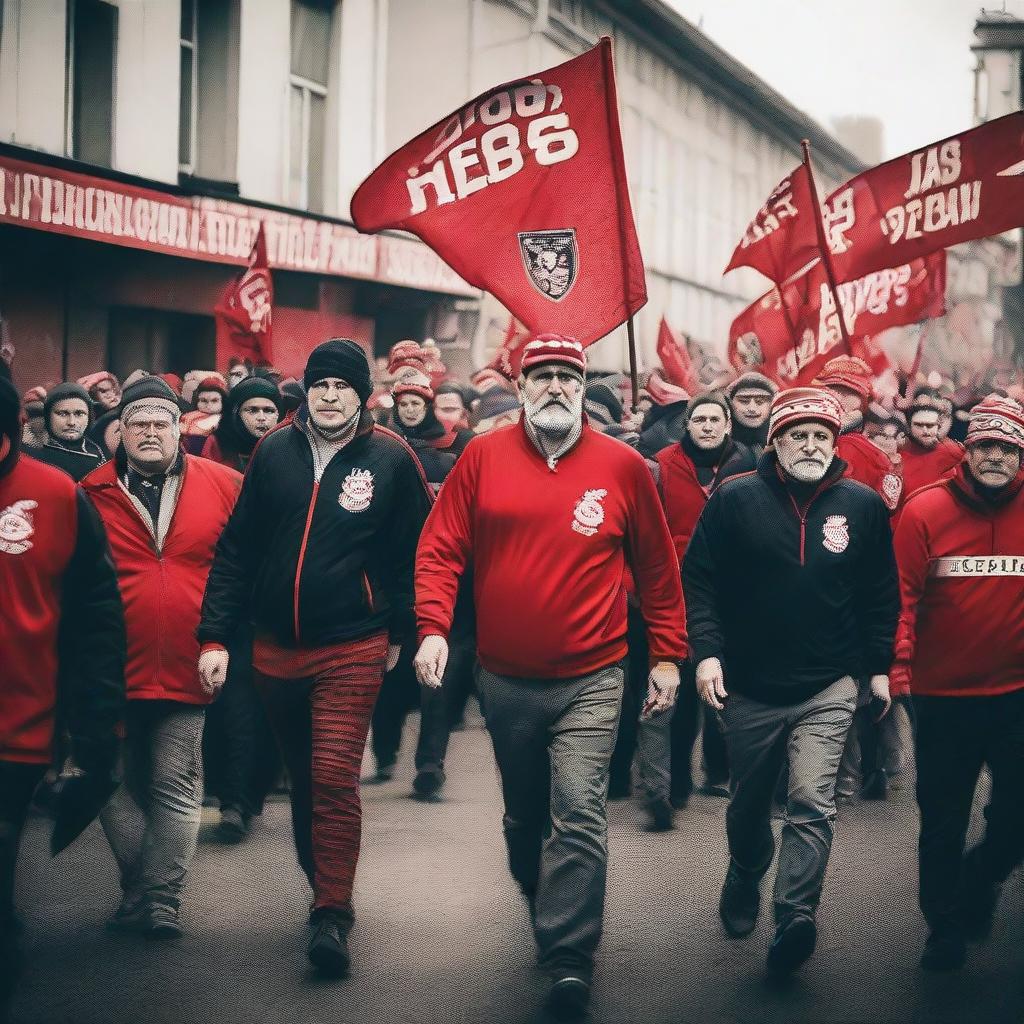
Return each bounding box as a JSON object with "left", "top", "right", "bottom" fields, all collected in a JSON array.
[
  {"left": 801, "top": 140, "right": 853, "bottom": 352},
  {"left": 626, "top": 315, "right": 640, "bottom": 410}
]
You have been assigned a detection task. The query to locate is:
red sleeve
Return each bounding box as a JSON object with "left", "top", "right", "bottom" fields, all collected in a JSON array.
[
  {"left": 891, "top": 497, "right": 932, "bottom": 693},
  {"left": 624, "top": 456, "right": 688, "bottom": 662},
  {"left": 414, "top": 444, "right": 477, "bottom": 644}
]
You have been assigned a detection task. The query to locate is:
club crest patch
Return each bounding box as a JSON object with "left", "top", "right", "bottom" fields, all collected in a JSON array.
[
  {"left": 518, "top": 229, "right": 578, "bottom": 301},
  {"left": 881, "top": 472, "right": 903, "bottom": 511},
  {"left": 822, "top": 514, "right": 850, "bottom": 554},
  {"left": 0, "top": 499, "right": 38, "bottom": 555},
  {"left": 339, "top": 469, "right": 374, "bottom": 513},
  {"left": 572, "top": 488, "right": 608, "bottom": 537}
]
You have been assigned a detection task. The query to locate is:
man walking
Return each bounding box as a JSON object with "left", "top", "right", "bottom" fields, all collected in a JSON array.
[
  {"left": 198, "top": 339, "right": 432, "bottom": 977},
  {"left": 30, "top": 382, "right": 107, "bottom": 481},
  {"left": 900, "top": 392, "right": 963, "bottom": 500},
  {"left": 891, "top": 395, "right": 1024, "bottom": 971},
  {"left": 82, "top": 377, "right": 242, "bottom": 938},
  {"left": 684, "top": 387, "right": 899, "bottom": 974},
  {"left": 414, "top": 335, "right": 686, "bottom": 1019}
]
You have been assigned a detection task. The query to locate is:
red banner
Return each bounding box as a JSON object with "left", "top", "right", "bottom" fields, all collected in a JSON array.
[
  {"left": 728, "top": 252, "right": 946, "bottom": 386},
  {"left": 351, "top": 38, "right": 647, "bottom": 347},
  {"left": 215, "top": 224, "right": 273, "bottom": 366},
  {"left": 656, "top": 317, "right": 697, "bottom": 392},
  {"left": 821, "top": 112, "right": 1024, "bottom": 282},
  {"left": 487, "top": 315, "right": 532, "bottom": 378},
  {"left": 724, "top": 164, "right": 819, "bottom": 284}
]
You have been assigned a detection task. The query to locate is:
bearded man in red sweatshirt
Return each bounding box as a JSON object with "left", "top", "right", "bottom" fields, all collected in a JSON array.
[
  {"left": 414, "top": 335, "right": 686, "bottom": 1021},
  {"left": 892, "top": 395, "right": 1024, "bottom": 973}
]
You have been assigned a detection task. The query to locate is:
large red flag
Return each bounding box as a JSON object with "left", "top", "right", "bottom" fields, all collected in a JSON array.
[
  {"left": 821, "top": 112, "right": 1024, "bottom": 282},
  {"left": 351, "top": 38, "right": 646, "bottom": 347},
  {"left": 656, "top": 317, "right": 697, "bottom": 392},
  {"left": 728, "top": 251, "right": 946, "bottom": 387},
  {"left": 724, "top": 164, "right": 820, "bottom": 284},
  {"left": 215, "top": 223, "right": 273, "bottom": 366}
]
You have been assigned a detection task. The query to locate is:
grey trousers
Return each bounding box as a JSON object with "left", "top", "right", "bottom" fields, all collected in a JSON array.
[
  {"left": 476, "top": 662, "right": 624, "bottom": 979},
  {"left": 100, "top": 701, "right": 205, "bottom": 911},
  {"left": 721, "top": 676, "right": 857, "bottom": 927}
]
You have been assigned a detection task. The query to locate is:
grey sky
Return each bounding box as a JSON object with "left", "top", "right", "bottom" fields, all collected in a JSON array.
[{"left": 667, "top": 0, "right": 1020, "bottom": 160}]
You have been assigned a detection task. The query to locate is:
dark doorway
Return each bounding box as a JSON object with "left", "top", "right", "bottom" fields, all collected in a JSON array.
[{"left": 108, "top": 308, "right": 216, "bottom": 380}]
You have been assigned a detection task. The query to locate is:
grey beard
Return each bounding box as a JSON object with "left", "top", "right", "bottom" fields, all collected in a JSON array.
[
  {"left": 527, "top": 400, "right": 577, "bottom": 437},
  {"left": 781, "top": 452, "right": 834, "bottom": 483},
  {"left": 523, "top": 392, "right": 584, "bottom": 467}
]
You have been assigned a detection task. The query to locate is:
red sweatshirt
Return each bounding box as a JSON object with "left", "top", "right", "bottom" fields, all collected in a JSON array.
[
  {"left": 416, "top": 420, "right": 686, "bottom": 678},
  {"left": 899, "top": 437, "right": 962, "bottom": 501},
  {"left": 891, "top": 464, "right": 1024, "bottom": 697}
]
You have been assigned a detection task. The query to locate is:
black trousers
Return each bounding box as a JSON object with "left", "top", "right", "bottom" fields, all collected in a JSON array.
[
  {"left": 670, "top": 662, "right": 729, "bottom": 798},
  {"left": 414, "top": 634, "right": 477, "bottom": 774},
  {"left": 1, "top": 761, "right": 46, "bottom": 934},
  {"left": 913, "top": 689, "right": 1024, "bottom": 932},
  {"left": 609, "top": 607, "right": 645, "bottom": 793},
  {"left": 370, "top": 648, "right": 420, "bottom": 770}
]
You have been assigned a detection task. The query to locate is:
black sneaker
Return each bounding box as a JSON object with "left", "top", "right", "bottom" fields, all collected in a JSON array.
[
  {"left": 144, "top": 902, "right": 182, "bottom": 941},
  {"left": 106, "top": 899, "right": 148, "bottom": 934},
  {"left": 766, "top": 914, "right": 816, "bottom": 974},
  {"left": 217, "top": 806, "right": 249, "bottom": 844},
  {"left": 308, "top": 915, "right": 351, "bottom": 977},
  {"left": 644, "top": 797, "right": 675, "bottom": 832},
  {"left": 412, "top": 770, "right": 446, "bottom": 801},
  {"left": 718, "top": 863, "right": 761, "bottom": 937},
  {"left": 920, "top": 927, "right": 967, "bottom": 971},
  {"left": 607, "top": 778, "right": 631, "bottom": 801},
  {"left": 860, "top": 770, "right": 888, "bottom": 801},
  {"left": 547, "top": 975, "right": 590, "bottom": 1020},
  {"left": 699, "top": 782, "right": 730, "bottom": 798},
  {"left": 371, "top": 761, "right": 394, "bottom": 783},
  {"left": 959, "top": 849, "right": 1001, "bottom": 942}
]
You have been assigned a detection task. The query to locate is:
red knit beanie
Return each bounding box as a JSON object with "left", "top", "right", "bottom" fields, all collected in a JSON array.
[
  {"left": 519, "top": 334, "right": 586, "bottom": 377},
  {"left": 813, "top": 356, "right": 873, "bottom": 402}
]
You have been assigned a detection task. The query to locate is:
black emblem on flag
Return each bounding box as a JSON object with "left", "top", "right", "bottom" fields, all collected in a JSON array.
[{"left": 518, "top": 229, "right": 578, "bottom": 301}]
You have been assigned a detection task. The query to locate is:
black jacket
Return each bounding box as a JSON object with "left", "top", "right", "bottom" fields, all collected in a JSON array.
[
  {"left": 31, "top": 436, "right": 106, "bottom": 482},
  {"left": 683, "top": 450, "right": 898, "bottom": 705},
  {"left": 198, "top": 407, "right": 433, "bottom": 650}
]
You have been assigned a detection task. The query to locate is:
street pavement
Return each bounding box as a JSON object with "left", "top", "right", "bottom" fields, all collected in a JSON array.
[{"left": 8, "top": 712, "right": 1024, "bottom": 1024}]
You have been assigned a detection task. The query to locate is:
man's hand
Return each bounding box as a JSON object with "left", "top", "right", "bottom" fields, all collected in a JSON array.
[
  {"left": 386, "top": 644, "right": 401, "bottom": 673},
  {"left": 640, "top": 661, "right": 681, "bottom": 720},
  {"left": 869, "top": 674, "right": 892, "bottom": 720},
  {"left": 198, "top": 648, "right": 229, "bottom": 695},
  {"left": 696, "top": 657, "right": 727, "bottom": 710},
  {"left": 414, "top": 635, "right": 449, "bottom": 689}
]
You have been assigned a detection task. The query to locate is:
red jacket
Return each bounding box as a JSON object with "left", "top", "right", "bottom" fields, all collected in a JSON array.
[
  {"left": 837, "top": 432, "right": 902, "bottom": 513},
  {"left": 82, "top": 455, "right": 241, "bottom": 704},
  {"left": 1, "top": 445, "right": 124, "bottom": 764},
  {"left": 416, "top": 420, "right": 687, "bottom": 678},
  {"left": 891, "top": 464, "right": 1024, "bottom": 697},
  {"left": 899, "top": 437, "right": 962, "bottom": 501}
]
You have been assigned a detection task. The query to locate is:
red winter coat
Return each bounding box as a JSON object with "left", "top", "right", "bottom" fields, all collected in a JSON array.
[
  {"left": 82, "top": 455, "right": 241, "bottom": 704},
  {"left": 891, "top": 464, "right": 1024, "bottom": 697},
  {"left": 899, "top": 437, "right": 962, "bottom": 501},
  {"left": 837, "top": 432, "right": 902, "bottom": 513}
]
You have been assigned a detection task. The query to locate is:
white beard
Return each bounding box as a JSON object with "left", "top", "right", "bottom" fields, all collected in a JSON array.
[
  {"left": 524, "top": 392, "right": 582, "bottom": 437},
  {"left": 779, "top": 450, "right": 834, "bottom": 483}
]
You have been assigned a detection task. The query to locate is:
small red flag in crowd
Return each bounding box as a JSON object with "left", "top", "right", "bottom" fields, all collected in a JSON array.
[
  {"left": 351, "top": 38, "right": 647, "bottom": 347},
  {"left": 724, "top": 164, "right": 819, "bottom": 284},
  {"left": 215, "top": 223, "right": 273, "bottom": 366},
  {"left": 821, "top": 112, "right": 1024, "bottom": 282},
  {"left": 487, "top": 315, "right": 532, "bottom": 379},
  {"left": 655, "top": 317, "right": 698, "bottom": 393},
  {"left": 728, "top": 251, "right": 946, "bottom": 387}
]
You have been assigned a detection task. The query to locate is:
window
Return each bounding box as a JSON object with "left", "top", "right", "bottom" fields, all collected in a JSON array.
[
  {"left": 288, "top": 0, "right": 333, "bottom": 211},
  {"left": 179, "top": 0, "right": 198, "bottom": 173},
  {"left": 67, "top": 0, "right": 117, "bottom": 166}
]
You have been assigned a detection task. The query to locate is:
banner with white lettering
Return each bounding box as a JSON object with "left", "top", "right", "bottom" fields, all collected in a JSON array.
[
  {"left": 350, "top": 38, "right": 647, "bottom": 347},
  {"left": 728, "top": 251, "right": 946, "bottom": 386},
  {"left": 821, "top": 112, "right": 1024, "bottom": 282}
]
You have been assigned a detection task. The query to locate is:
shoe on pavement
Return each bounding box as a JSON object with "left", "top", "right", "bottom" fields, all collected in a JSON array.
[
  {"left": 920, "top": 928, "right": 967, "bottom": 971},
  {"left": 412, "top": 770, "right": 446, "bottom": 801},
  {"left": 105, "top": 899, "right": 148, "bottom": 934},
  {"left": 669, "top": 790, "right": 690, "bottom": 811},
  {"left": 216, "top": 806, "right": 249, "bottom": 843},
  {"left": 308, "top": 914, "right": 352, "bottom": 977},
  {"left": 546, "top": 975, "right": 590, "bottom": 1020},
  {"left": 371, "top": 761, "right": 394, "bottom": 783},
  {"left": 144, "top": 902, "right": 182, "bottom": 941},
  {"left": 644, "top": 797, "right": 675, "bottom": 832},
  {"left": 699, "top": 782, "right": 730, "bottom": 798},
  {"left": 860, "top": 770, "right": 888, "bottom": 801},
  {"left": 766, "top": 914, "right": 817, "bottom": 974},
  {"left": 607, "top": 778, "right": 631, "bottom": 801},
  {"left": 719, "top": 862, "right": 761, "bottom": 937}
]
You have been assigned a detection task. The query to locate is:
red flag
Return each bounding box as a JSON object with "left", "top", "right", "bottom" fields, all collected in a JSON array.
[
  {"left": 351, "top": 38, "right": 646, "bottom": 347},
  {"left": 724, "top": 164, "right": 820, "bottom": 284},
  {"left": 488, "top": 315, "right": 532, "bottom": 379},
  {"left": 821, "top": 112, "right": 1024, "bottom": 282},
  {"left": 656, "top": 317, "right": 697, "bottom": 392},
  {"left": 728, "top": 252, "right": 946, "bottom": 387},
  {"left": 215, "top": 223, "right": 273, "bottom": 366}
]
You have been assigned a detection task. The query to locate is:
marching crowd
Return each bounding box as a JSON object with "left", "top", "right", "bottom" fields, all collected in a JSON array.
[{"left": 1, "top": 334, "right": 1023, "bottom": 1021}]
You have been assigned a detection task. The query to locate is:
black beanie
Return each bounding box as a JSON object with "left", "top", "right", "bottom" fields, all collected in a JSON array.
[
  {"left": 118, "top": 376, "right": 181, "bottom": 417},
  {"left": 303, "top": 339, "right": 372, "bottom": 404},
  {"left": 231, "top": 375, "right": 283, "bottom": 414},
  {"left": 685, "top": 391, "right": 731, "bottom": 424},
  {"left": 0, "top": 375, "right": 19, "bottom": 444},
  {"left": 43, "top": 382, "right": 94, "bottom": 424}
]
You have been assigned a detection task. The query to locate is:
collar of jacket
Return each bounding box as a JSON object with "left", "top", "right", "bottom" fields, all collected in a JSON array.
[
  {"left": 947, "top": 461, "right": 1024, "bottom": 511},
  {"left": 44, "top": 435, "right": 101, "bottom": 457},
  {"left": 680, "top": 432, "right": 734, "bottom": 468}
]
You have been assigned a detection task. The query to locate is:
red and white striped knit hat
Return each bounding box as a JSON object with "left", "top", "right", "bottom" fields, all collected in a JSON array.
[
  {"left": 519, "top": 334, "right": 587, "bottom": 377},
  {"left": 813, "top": 355, "right": 873, "bottom": 402},
  {"left": 767, "top": 387, "right": 844, "bottom": 444},
  {"left": 965, "top": 395, "right": 1024, "bottom": 450},
  {"left": 391, "top": 371, "right": 434, "bottom": 403}
]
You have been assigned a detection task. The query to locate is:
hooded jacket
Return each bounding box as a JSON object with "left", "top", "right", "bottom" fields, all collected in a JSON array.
[
  {"left": 891, "top": 463, "right": 1024, "bottom": 698},
  {"left": 198, "top": 405, "right": 433, "bottom": 651},
  {"left": 683, "top": 449, "right": 899, "bottom": 705},
  {"left": 201, "top": 376, "right": 283, "bottom": 473},
  {"left": 81, "top": 454, "right": 241, "bottom": 704}
]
